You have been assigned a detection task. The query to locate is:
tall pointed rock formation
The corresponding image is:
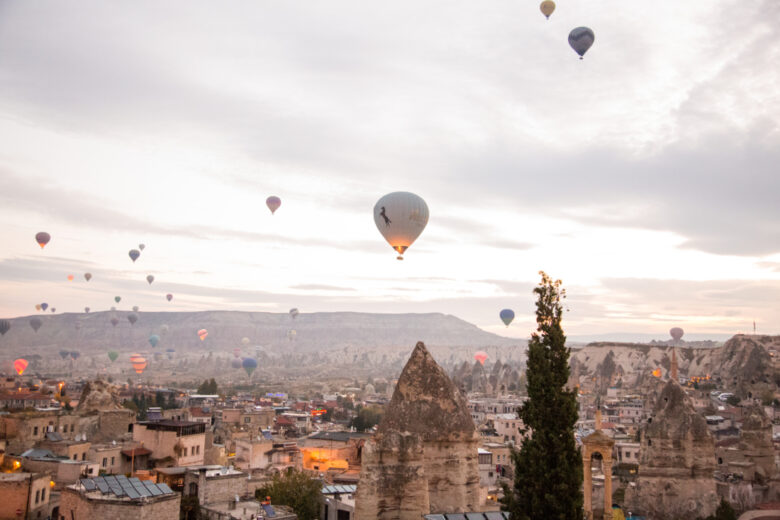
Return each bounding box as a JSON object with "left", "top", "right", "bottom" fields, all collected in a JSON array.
[{"left": 355, "top": 342, "right": 480, "bottom": 519}]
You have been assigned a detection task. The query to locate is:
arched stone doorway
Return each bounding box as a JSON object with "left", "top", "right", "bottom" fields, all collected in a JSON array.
[{"left": 583, "top": 430, "right": 615, "bottom": 520}]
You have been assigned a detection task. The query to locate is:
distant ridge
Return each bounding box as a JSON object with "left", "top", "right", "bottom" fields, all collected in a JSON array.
[{"left": 0, "top": 310, "right": 522, "bottom": 356}]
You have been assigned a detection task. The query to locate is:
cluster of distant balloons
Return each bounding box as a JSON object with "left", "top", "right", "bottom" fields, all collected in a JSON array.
[{"left": 533, "top": 1, "right": 596, "bottom": 59}]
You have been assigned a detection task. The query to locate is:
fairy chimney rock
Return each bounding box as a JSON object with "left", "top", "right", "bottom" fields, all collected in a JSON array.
[{"left": 356, "top": 342, "right": 480, "bottom": 519}]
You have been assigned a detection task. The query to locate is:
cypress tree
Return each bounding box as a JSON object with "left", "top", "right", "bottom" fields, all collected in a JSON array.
[{"left": 501, "top": 272, "right": 583, "bottom": 520}]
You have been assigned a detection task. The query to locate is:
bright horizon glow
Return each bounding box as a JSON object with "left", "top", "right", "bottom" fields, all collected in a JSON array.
[{"left": 1, "top": 0, "right": 779, "bottom": 339}]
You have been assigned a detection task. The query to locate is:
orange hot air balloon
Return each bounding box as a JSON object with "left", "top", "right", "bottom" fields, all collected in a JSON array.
[
  {"left": 131, "top": 355, "right": 147, "bottom": 374},
  {"left": 474, "top": 351, "right": 488, "bottom": 365},
  {"left": 652, "top": 368, "right": 662, "bottom": 378},
  {"left": 67, "top": 274, "right": 74, "bottom": 281},
  {"left": 198, "top": 329, "right": 208, "bottom": 341},
  {"left": 14, "top": 358, "right": 28, "bottom": 376}
]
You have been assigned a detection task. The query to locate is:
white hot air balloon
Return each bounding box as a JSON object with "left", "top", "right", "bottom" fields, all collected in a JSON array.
[{"left": 373, "top": 192, "right": 429, "bottom": 260}]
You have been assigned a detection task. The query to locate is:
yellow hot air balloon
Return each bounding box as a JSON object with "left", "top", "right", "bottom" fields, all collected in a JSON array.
[{"left": 540, "top": 0, "right": 555, "bottom": 19}]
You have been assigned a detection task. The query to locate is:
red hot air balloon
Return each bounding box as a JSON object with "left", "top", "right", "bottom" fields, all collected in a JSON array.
[
  {"left": 474, "top": 351, "right": 488, "bottom": 365},
  {"left": 67, "top": 274, "right": 74, "bottom": 281},
  {"left": 166, "top": 294, "right": 173, "bottom": 302},
  {"left": 35, "top": 232, "right": 51, "bottom": 249},
  {"left": 198, "top": 329, "right": 208, "bottom": 341},
  {"left": 14, "top": 358, "right": 28, "bottom": 376},
  {"left": 130, "top": 354, "right": 147, "bottom": 374},
  {"left": 266, "top": 196, "right": 281, "bottom": 215}
]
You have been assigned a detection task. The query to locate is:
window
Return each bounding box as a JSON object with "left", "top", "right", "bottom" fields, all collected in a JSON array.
[
  {"left": 33, "top": 426, "right": 38, "bottom": 436},
  {"left": 35, "top": 490, "right": 40, "bottom": 504},
  {"left": 81, "top": 453, "right": 86, "bottom": 461},
  {"left": 72, "top": 454, "right": 77, "bottom": 460},
  {"left": 111, "top": 457, "right": 115, "bottom": 466},
  {"left": 71, "top": 424, "right": 75, "bottom": 433},
  {"left": 244, "top": 417, "right": 251, "bottom": 424},
  {"left": 183, "top": 447, "right": 188, "bottom": 457},
  {"left": 41, "top": 488, "right": 46, "bottom": 501},
  {"left": 102, "top": 458, "right": 107, "bottom": 467}
]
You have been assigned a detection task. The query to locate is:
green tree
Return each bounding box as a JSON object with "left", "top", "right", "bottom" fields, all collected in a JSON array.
[
  {"left": 726, "top": 395, "right": 740, "bottom": 406},
  {"left": 256, "top": 469, "right": 322, "bottom": 520},
  {"left": 350, "top": 405, "right": 384, "bottom": 432},
  {"left": 501, "top": 272, "right": 583, "bottom": 520},
  {"left": 703, "top": 498, "right": 737, "bottom": 520}
]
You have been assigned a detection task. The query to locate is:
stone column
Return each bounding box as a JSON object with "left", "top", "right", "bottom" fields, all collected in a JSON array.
[
  {"left": 602, "top": 458, "right": 612, "bottom": 520},
  {"left": 583, "top": 453, "right": 592, "bottom": 520}
]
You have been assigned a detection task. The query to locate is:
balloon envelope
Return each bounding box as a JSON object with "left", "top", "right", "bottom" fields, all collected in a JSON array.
[
  {"left": 540, "top": 0, "right": 555, "bottom": 18},
  {"left": 128, "top": 249, "right": 140, "bottom": 262},
  {"left": 35, "top": 304, "right": 41, "bottom": 311},
  {"left": 474, "top": 351, "right": 488, "bottom": 365},
  {"left": 242, "top": 357, "right": 258, "bottom": 376},
  {"left": 131, "top": 356, "right": 147, "bottom": 374},
  {"left": 50, "top": 308, "right": 56, "bottom": 313},
  {"left": 132, "top": 306, "right": 139, "bottom": 312},
  {"left": 373, "top": 192, "right": 429, "bottom": 260},
  {"left": 569, "top": 27, "right": 595, "bottom": 58},
  {"left": 146, "top": 275, "right": 154, "bottom": 285},
  {"left": 241, "top": 337, "right": 250, "bottom": 346},
  {"left": 84, "top": 273, "right": 92, "bottom": 281},
  {"left": 41, "top": 303, "right": 48, "bottom": 311},
  {"left": 0, "top": 320, "right": 10, "bottom": 336},
  {"left": 198, "top": 329, "right": 208, "bottom": 341},
  {"left": 499, "top": 309, "right": 515, "bottom": 327},
  {"left": 114, "top": 296, "right": 121, "bottom": 303},
  {"left": 138, "top": 244, "right": 146, "bottom": 251},
  {"left": 110, "top": 317, "right": 119, "bottom": 327},
  {"left": 670, "top": 327, "right": 684, "bottom": 341},
  {"left": 289, "top": 308, "right": 299, "bottom": 319},
  {"left": 266, "top": 196, "right": 281, "bottom": 214},
  {"left": 35, "top": 232, "right": 51, "bottom": 249},
  {"left": 67, "top": 274, "right": 74, "bottom": 281},
  {"left": 14, "top": 358, "right": 28, "bottom": 376},
  {"left": 148, "top": 334, "right": 160, "bottom": 348},
  {"left": 29, "top": 317, "right": 42, "bottom": 332},
  {"left": 127, "top": 313, "right": 138, "bottom": 325},
  {"left": 108, "top": 351, "right": 119, "bottom": 362},
  {"left": 84, "top": 307, "right": 90, "bottom": 313},
  {"left": 166, "top": 294, "right": 173, "bottom": 302},
  {"left": 59, "top": 350, "right": 69, "bottom": 360}
]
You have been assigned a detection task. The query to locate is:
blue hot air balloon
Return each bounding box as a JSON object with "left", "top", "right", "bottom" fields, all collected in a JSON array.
[
  {"left": 148, "top": 334, "right": 160, "bottom": 348},
  {"left": 499, "top": 309, "right": 515, "bottom": 327},
  {"left": 569, "top": 27, "right": 595, "bottom": 59},
  {"left": 242, "top": 357, "right": 258, "bottom": 377}
]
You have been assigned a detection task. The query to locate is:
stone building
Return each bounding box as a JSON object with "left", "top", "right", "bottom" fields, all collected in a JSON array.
[
  {"left": 626, "top": 380, "right": 718, "bottom": 518},
  {"left": 355, "top": 342, "right": 481, "bottom": 519},
  {"left": 132, "top": 420, "right": 206, "bottom": 466},
  {"left": 0, "top": 472, "right": 52, "bottom": 520},
  {"left": 60, "top": 475, "right": 180, "bottom": 520}
]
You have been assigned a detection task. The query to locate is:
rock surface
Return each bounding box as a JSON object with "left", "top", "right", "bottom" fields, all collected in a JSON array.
[
  {"left": 356, "top": 342, "right": 481, "bottom": 519},
  {"left": 76, "top": 379, "right": 123, "bottom": 412},
  {"left": 626, "top": 380, "right": 718, "bottom": 517}
]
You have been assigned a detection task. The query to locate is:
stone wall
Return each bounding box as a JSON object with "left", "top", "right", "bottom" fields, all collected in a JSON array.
[{"left": 60, "top": 487, "right": 180, "bottom": 520}]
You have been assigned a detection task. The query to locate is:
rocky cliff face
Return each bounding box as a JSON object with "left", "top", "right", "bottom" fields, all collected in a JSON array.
[
  {"left": 626, "top": 380, "right": 718, "bottom": 517},
  {"left": 356, "top": 342, "right": 481, "bottom": 519},
  {"left": 76, "top": 379, "right": 123, "bottom": 412},
  {"left": 451, "top": 359, "right": 523, "bottom": 396},
  {"left": 570, "top": 334, "right": 777, "bottom": 397},
  {"left": 737, "top": 403, "right": 775, "bottom": 480}
]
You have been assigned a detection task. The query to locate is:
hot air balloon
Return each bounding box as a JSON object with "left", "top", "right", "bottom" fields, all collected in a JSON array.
[
  {"left": 146, "top": 275, "right": 154, "bottom": 285},
  {"left": 41, "top": 303, "right": 48, "bottom": 311},
  {"left": 373, "top": 192, "right": 429, "bottom": 260},
  {"left": 70, "top": 351, "right": 80, "bottom": 360},
  {"left": 29, "top": 317, "right": 42, "bottom": 332},
  {"left": 84, "top": 307, "right": 90, "bottom": 313},
  {"left": 652, "top": 368, "right": 662, "bottom": 378},
  {"left": 266, "top": 196, "right": 281, "bottom": 215},
  {"left": 241, "top": 337, "right": 250, "bottom": 346},
  {"left": 132, "top": 306, "right": 139, "bottom": 312},
  {"left": 242, "top": 357, "right": 257, "bottom": 377},
  {"left": 108, "top": 351, "right": 119, "bottom": 362},
  {"left": 110, "top": 317, "right": 119, "bottom": 327},
  {"left": 84, "top": 273, "right": 92, "bottom": 281},
  {"left": 35, "top": 304, "right": 41, "bottom": 311},
  {"left": 166, "top": 294, "right": 173, "bottom": 302},
  {"left": 166, "top": 348, "right": 175, "bottom": 359},
  {"left": 14, "top": 358, "right": 28, "bottom": 376},
  {"left": 127, "top": 313, "right": 138, "bottom": 325},
  {"left": 35, "top": 232, "right": 51, "bottom": 249},
  {"left": 138, "top": 244, "right": 146, "bottom": 251},
  {"left": 670, "top": 327, "right": 684, "bottom": 342},
  {"left": 289, "top": 308, "right": 299, "bottom": 319},
  {"left": 59, "top": 350, "right": 69, "bottom": 360},
  {"left": 499, "top": 309, "right": 515, "bottom": 327},
  {"left": 50, "top": 308, "right": 56, "bottom": 313},
  {"left": 0, "top": 320, "right": 10, "bottom": 336},
  {"left": 540, "top": 0, "right": 555, "bottom": 19},
  {"left": 232, "top": 348, "right": 241, "bottom": 358},
  {"left": 67, "top": 274, "right": 74, "bottom": 281},
  {"left": 474, "top": 351, "right": 488, "bottom": 365},
  {"left": 287, "top": 329, "right": 297, "bottom": 341},
  {"left": 231, "top": 358, "right": 242, "bottom": 369},
  {"left": 114, "top": 296, "right": 121, "bottom": 303},
  {"left": 569, "top": 27, "right": 595, "bottom": 59},
  {"left": 128, "top": 249, "right": 140, "bottom": 262},
  {"left": 149, "top": 334, "right": 160, "bottom": 348},
  {"left": 198, "top": 329, "right": 208, "bottom": 341},
  {"left": 130, "top": 355, "right": 147, "bottom": 374}
]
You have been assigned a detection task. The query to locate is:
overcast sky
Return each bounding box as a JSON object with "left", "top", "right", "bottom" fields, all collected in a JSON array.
[{"left": 1, "top": 0, "right": 778, "bottom": 340}]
